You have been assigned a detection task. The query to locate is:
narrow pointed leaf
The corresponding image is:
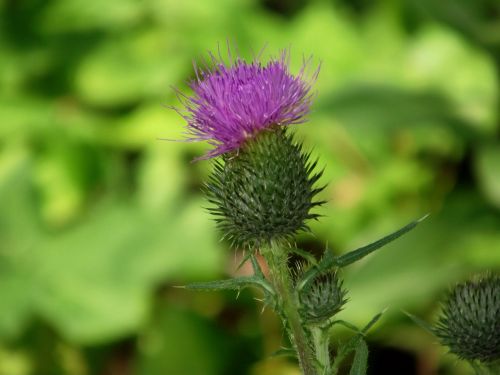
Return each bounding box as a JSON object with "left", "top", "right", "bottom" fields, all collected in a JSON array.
[
  {"left": 297, "top": 249, "right": 336, "bottom": 290},
  {"left": 270, "top": 348, "right": 297, "bottom": 359},
  {"left": 328, "top": 319, "right": 360, "bottom": 333},
  {"left": 403, "top": 310, "right": 435, "bottom": 335},
  {"left": 334, "top": 215, "right": 429, "bottom": 267},
  {"left": 250, "top": 255, "right": 277, "bottom": 308},
  {"left": 329, "top": 309, "right": 386, "bottom": 338},
  {"left": 332, "top": 335, "right": 363, "bottom": 373},
  {"left": 289, "top": 247, "right": 318, "bottom": 265},
  {"left": 236, "top": 252, "right": 253, "bottom": 271},
  {"left": 341, "top": 335, "right": 363, "bottom": 354},
  {"left": 183, "top": 276, "right": 274, "bottom": 295},
  {"left": 250, "top": 255, "right": 265, "bottom": 278},
  {"left": 349, "top": 338, "right": 369, "bottom": 375},
  {"left": 361, "top": 308, "right": 387, "bottom": 334}
]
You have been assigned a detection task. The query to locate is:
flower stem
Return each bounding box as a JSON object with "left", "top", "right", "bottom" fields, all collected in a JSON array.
[
  {"left": 484, "top": 362, "right": 500, "bottom": 375},
  {"left": 311, "top": 326, "right": 330, "bottom": 374},
  {"left": 262, "top": 242, "right": 317, "bottom": 375},
  {"left": 330, "top": 347, "right": 345, "bottom": 375},
  {"left": 470, "top": 361, "right": 500, "bottom": 375}
]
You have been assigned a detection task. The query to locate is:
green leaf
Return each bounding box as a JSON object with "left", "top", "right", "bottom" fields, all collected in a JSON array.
[
  {"left": 289, "top": 247, "right": 318, "bottom": 266},
  {"left": 297, "top": 249, "right": 336, "bottom": 290},
  {"left": 298, "top": 217, "right": 426, "bottom": 290},
  {"left": 74, "top": 31, "right": 186, "bottom": 106},
  {"left": 334, "top": 215, "right": 429, "bottom": 267},
  {"left": 475, "top": 143, "right": 500, "bottom": 209},
  {"left": 40, "top": 0, "right": 143, "bottom": 33},
  {"left": 269, "top": 348, "right": 297, "bottom": 359},
  {"left": 361, "top": 308, "right": 387, "bottom": 334},
  {"left": 332, "top": 334, "right": 363, "bottom": 374},
  {"left": 328, "top": 320, "right": 360, "bottom": 333},
  {"left": 135, "top": 306, "right": 232, "bottom": 375},
  {"left": 349, "top": 338, "right": 369, "bottom": 375},
  {"left": 236, "top": 252, "right": 253, "bottom": 272},
  {"left": 250, "top": 255, "right": 266, "bottom": 279},
  {"left": 183, "top": 276, "right": 274, "bottom": 296},
  {"left": 328, "top": 308, "right": 386, "bottom": 336},
  {"left": 339, "top": 335, "right": 362, "bottom": 356},
  {"left": 0, "top": 161, "right": 223, "bottom": 343},
  {"left": 331, "top": 316, "right": 377, "bottom": 375},
  {"left": 403, "top": 310, "right": 435, "bottom": 335}
]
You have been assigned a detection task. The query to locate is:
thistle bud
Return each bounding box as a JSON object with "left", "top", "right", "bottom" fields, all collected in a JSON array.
[
  {"left": 435, "top": 274, "right": 500, "bottom": 363},
  {"left": 299, "top": 271, "right": 347, "bottom": 324},
  {"left": 206, "top": 128, "right": 324, "bottom": 248}
]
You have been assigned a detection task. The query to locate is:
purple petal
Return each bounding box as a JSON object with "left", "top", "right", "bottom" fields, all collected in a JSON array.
[{"left": 174, "top": 49, "right": 319, "bottom": 159}]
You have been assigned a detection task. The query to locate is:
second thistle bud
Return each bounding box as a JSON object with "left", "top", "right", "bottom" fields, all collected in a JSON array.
[
  {"left": 435, "top": 274, "right": 500, "bottom": 364},
  {"left": 299, "top": 271, "right": 347, "bottom": 324},
  {"left": 206, "top": 127, "right": 324, "bottom": 248}
]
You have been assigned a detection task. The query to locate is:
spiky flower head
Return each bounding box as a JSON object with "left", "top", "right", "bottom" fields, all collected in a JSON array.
[
  {"left": 299, "top": 270, "right": 347, "bottom": 324},
  {"left": 206, "top": 127, "right": 325, "bottom": 248},
  {"left": 435, "top": 274, "right": 500, "bottom": 363},
  {"left": 176, "top": 49, "right": 318, "bottom": 159}
]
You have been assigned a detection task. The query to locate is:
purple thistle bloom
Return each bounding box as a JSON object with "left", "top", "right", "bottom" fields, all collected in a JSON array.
[{"left": 175, "top": 49, "right": 319, "bottom": 159}]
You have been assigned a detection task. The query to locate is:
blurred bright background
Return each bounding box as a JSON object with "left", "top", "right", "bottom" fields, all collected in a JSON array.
[{"left": 1, "top": 0, "right": 499, "bottom": 374}]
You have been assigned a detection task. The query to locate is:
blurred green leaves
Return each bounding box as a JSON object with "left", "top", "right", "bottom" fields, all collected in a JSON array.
[
  {"left": 0, "top": 156, "right": 222, "bottom": 344},
  {"left": 476, "top": 144, "right": 500, "bottom": 209},
  {"left": 0, "top": 0, "right": 499, "bottom": 374},
  {"left": 74, "top": 30, "right": 187, "bottom": 107},
  {"left": 40, "top": 0, "right": 144, "bottom": 33},
  {"left": 136, "top": 306, "right": 230, "bottom": 375}
]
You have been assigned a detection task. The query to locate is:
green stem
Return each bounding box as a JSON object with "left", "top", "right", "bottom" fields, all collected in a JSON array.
[
  {"left": 494, "top": 53, "right": 500, "bottom": 138},
  {"left": 262, "top": 242, "right": 317, "bottom": 375},
  {"left": 330, "top": 349, "right": 345, "bottom": 375},
  {"left": 484, "top": 362, "right": 500, "bottom": 375},
  {"left": 311, "top": 326, "right": 330, "bottom": 374},
  {"left": 470, "top": 361, "right": 500, "bottom": 375},
  {"left": 470, "top": 361, "right": 484, "bottom": 375}
]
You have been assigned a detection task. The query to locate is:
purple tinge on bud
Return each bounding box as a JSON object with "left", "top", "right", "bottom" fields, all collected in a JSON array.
[{"left": 175, "top": 49, "right": 319, "bottom": 159}]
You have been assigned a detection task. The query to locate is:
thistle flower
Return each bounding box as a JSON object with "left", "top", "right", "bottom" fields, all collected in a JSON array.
[
  {"left": 299, "top": 271, "right": 347, "bottom": 324},
  {"left": 435, "top": 274, "right": 500, "bottom": 364},
  {"left": 206, "top": 128, "right": 325, "bottom": 248},
  {"left": 175, "top": 49, "right": 318, "bottom": 159}
]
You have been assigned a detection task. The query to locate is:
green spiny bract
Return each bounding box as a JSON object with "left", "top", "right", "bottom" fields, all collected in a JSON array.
[
  {"left": 435, "top": 274, "right": 500, "bottom": 364},
  {"left": 299, "top": 271, "right": 347, "bottom": 324},
  {"left": 205, "top": 127, "right": 325, "bottom": 249}
]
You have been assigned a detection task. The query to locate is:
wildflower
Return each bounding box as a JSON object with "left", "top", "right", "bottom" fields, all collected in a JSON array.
[
  {"left": 435, "top": 274, "right": 500, "bottom": 363},
  {"left": 206, "top": 128, "right": 325, "bottom": 248},
  {"left": 299, "top": 271, "right": 347, "bottom": 324},
  {"left": 176, "top": 49, "right": 318, "bottom": 159}
]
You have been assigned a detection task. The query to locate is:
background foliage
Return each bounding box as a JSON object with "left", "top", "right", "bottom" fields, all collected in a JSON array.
[{"left": 0, "top": 0, "right": 499, "bottom": 374}]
